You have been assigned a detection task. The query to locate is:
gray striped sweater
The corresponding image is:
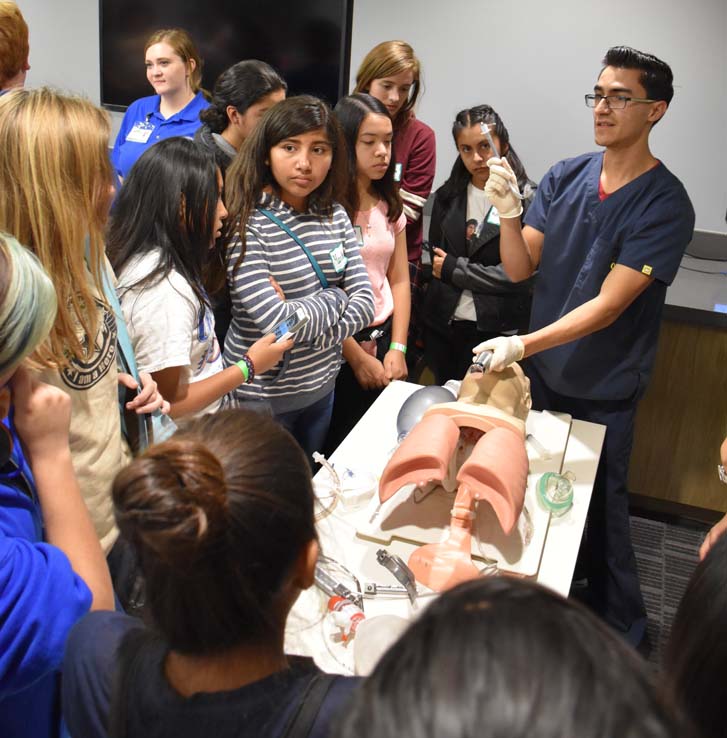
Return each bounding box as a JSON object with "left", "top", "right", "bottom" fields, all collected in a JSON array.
[{"left": 224, "top": 194, "right": 375, "bottom": 413}]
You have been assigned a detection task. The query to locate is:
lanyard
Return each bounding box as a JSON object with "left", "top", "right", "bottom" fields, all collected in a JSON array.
[{"left": 259, "top": 209, "right": 329, "bottom": 288}]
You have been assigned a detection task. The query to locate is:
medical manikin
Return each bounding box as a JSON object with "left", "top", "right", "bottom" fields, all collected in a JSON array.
[{"left": 378, "top": 362, "right": 531, "bottom": 592}]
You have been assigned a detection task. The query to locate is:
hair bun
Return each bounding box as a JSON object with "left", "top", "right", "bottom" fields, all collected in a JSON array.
[
  {"left": 113, "top": 438, "right": 229, "bottom": 565},
  {"left": 199, "top": 105, "right": 227, "bottom": 133}
]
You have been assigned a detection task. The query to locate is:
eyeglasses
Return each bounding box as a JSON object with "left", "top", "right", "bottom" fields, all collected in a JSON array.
[{"left": 584, "top": 94, "right": 657, "bottom": 110}]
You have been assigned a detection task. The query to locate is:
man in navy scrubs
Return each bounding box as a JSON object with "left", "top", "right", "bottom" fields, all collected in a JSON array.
[{"left": 476, "top": 46, "right": 695, "bottom": 646}]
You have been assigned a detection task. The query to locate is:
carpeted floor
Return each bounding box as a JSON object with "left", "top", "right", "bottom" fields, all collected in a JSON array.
[{"left": 630, "top": 515, "right": 707, "bottom": 665}]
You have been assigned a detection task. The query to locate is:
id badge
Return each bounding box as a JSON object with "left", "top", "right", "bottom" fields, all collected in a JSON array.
[
  {"left": 329, "top": 242, "right": 348, "bottom": 273},
  {"left": 125, "top": 121, "right": 155, "bottom": 143},
  {"left": 486, "top": 206, "right": 501, "bottom": 226},
  {"left": 354, "top": 225, "right": 364, "bottom": 247}
]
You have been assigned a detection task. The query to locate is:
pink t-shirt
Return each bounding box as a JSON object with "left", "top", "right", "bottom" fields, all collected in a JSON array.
[{"left": 354, "top": 200, "right": 407, "bottom": 326}]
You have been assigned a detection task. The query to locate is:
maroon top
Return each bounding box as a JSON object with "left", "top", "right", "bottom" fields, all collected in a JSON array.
[{"left": 393, "top": 115, "right": 436, "bottom": 262}]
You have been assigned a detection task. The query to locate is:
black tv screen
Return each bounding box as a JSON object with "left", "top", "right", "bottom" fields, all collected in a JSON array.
[{"left": 100, "top": 0, "right": 354, "bottom": 111}]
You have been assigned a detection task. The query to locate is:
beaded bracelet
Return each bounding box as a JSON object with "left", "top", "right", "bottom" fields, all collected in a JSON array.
[
  {"left": 235, "top": 354, "right": 255, "bottom": 384},
  {"left": 389, "top": 341, "right": 407, "bottom": 354}
]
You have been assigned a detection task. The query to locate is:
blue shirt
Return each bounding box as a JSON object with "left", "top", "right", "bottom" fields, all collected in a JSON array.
[
  {"left": 62, "top": 611, "right": 360, "bottom": 738},
  {"left": 0, "top": 416, "right": 92, "bottom": 738},
  {"left": 524, "top": 152, "right": 694, "bottom": 401},
  {"left": 111, "top": 91, "right": 209, "bottom": 179}
]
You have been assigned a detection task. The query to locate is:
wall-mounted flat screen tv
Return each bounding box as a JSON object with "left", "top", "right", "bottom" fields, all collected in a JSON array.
[{"left": 100, "top": 0, "right": 354, "bottom": 111}]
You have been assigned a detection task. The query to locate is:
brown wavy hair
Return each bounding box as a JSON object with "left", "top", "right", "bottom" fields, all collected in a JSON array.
[
  {"left": 224, "top": 95, "right": 348, "bottom": 274},
  {"left": 145, "top": 28, "right": 205, "bottom": 96},
  {"left": 353, "top": 40, "right": 422, "bottom": 128},
  {"left": 0, "top": 88, "right": 113, "bottom": 368},
  {"left": 0, "top": 2, "right": 28, "bottom": 88},
  {"left": 333, "top": 93, "right": 403, "bottom": 224}
]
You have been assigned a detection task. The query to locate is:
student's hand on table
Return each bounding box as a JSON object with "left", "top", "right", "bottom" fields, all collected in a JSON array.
[
  {"left": 485, "top": 157, "right": 523, "bottom": 219},
  {"left": 352, "top": 352, "right": 389, "bottom": 390},
  {"left": 383, "top": 349, "right": 408, "bottom": 382},
  {"left": 10, "top": 366, "right": 71, "bottom": 461},
  {"left": 119, "top": 372, "right": 170, "bottom": 415},
  {"left": 247, "top": 333, "right": 294, "bottom": 375},
  {"left": 472, "top": 335, "right": 525, "bottom": 372}
]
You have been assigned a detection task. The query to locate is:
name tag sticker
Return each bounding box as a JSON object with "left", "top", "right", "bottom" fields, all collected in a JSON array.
[
  {"left": 329, "top": 242, "right": 348, "bottom": 273},
  {"left": 486, "top": 206, "right": 501, "bottom": 226},
  {"left": 125, "top": 121, "right": 155, "bottom": 143},
  {"left": 641, "top": 264, "right": 653, "bottom": 276},
  {"left": 354, "top": 225, "right": 364, "bottom": 247},
  {"left": 394, "top": 162, "right": 403, "bottom": 182}
]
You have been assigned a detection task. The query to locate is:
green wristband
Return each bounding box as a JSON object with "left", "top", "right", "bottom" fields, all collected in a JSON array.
[
  {"left": 389, "top": 342, "right": 407, "bottom": 354},
  {"left": 235, "top": 359, "right": 249, "bottom": 383}
]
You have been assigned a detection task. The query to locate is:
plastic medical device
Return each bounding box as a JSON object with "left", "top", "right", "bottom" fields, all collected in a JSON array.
[
  {"left": 480, "top": 122, "right": 524, "bottom": 201},
  {"left": 469, "top": 350, "right": 493, "bottom": 374},
  {"left": 379, "top": 363, "right": 532, "bottom": 592}
]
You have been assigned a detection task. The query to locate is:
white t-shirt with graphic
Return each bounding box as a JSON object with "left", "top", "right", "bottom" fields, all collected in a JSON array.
[
  {"left": 453, "top": 182, "right": 491, "bottom": 322},
  {"left": 117, "top": 250, "right": 224, "bottom": 416}
]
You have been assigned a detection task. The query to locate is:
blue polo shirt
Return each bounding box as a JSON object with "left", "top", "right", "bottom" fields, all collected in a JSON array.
[
  {"left": 524, "top": 151, "right": 694, "bottom": 401},
  {"left": 111, "top": 91, "right": 209, "bottom": 179},
  {"left": 0, "top": 416, "right": 92, "bottom": 738}
]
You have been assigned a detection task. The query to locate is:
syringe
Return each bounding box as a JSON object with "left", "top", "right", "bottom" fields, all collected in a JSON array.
[{"left": 480, "top": 122, "right": 524, "bottom": 201}]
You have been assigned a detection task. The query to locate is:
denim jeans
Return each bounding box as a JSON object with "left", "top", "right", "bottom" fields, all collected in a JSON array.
[{"left": 275, "top": 390, "right": 335, "bottom": 464}]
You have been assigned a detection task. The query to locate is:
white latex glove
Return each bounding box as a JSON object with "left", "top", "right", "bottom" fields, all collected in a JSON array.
[
  {"left": 485, "top": 157, "right": 523, "bottom": 219},
  {"left": 472, "top": 335, "right": 524, "bottom": 372}
]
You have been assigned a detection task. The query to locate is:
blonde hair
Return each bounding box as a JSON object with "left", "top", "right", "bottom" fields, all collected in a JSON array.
[
  {"left": 0, "top": 88, "right": 113, "bottom": 368},
  {"left": 0, "top": 2, "right": 28, "bottom": 88},
  {"left": 145, "top": 28, "right": 204, "bottom": 95},
  {"left": 353, "top": 40, "right": 421, "bottom": 125},
  {"left": 0, "top": 232, "right": 57, "bottom": 376}
]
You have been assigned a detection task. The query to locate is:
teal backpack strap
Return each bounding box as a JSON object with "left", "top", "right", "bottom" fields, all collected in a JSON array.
[
  {"left": 86, "top": 239, "right": 175, "bottom": 450},
  {"left": 259, "top": 208, "right": 329, "bottom": 288}
]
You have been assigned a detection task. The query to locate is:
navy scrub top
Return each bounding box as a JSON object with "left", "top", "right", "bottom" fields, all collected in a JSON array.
[
  {"left": 111, "top": 91, "right": 209, "bottom": 179},
  {"left": 523, "top": 151, "right": 694, "bottom": 401}
]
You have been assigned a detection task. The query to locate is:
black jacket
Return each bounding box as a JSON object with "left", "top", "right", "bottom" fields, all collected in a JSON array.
[
  {"left": 422, "top": 182, "right": 536, "bottom": 336},
  {"left": 193, "top": 124, "right": 236, "bottom": 177}
]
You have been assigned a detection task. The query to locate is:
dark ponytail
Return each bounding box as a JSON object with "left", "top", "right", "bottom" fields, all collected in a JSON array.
[
  {"left": 112, "top": 409, "right": 316, "bottom": 654},
  {"left": 439, "top": 104, "right": 531, "bottom": 206},
  {"left": 200, "top": 59, "right": 286, "bottom": 134}
]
